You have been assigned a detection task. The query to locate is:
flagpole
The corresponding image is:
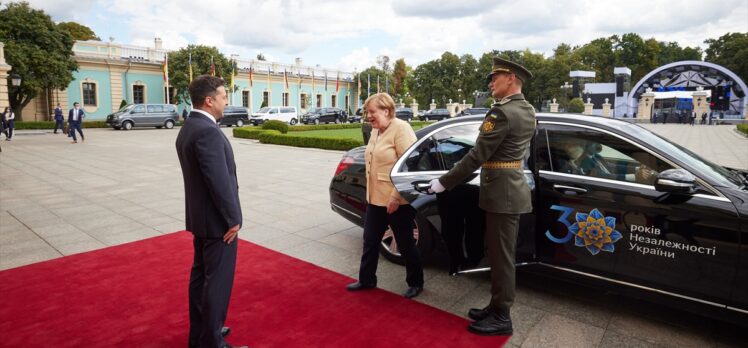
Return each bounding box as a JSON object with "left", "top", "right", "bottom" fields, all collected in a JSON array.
[{"left": 164, "top": 53, "right": 170, "bottom": 104}]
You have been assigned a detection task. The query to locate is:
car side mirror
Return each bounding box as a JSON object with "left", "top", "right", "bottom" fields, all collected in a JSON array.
[{"left": 654, "top": 169, "right": 696, "bottom": 194}]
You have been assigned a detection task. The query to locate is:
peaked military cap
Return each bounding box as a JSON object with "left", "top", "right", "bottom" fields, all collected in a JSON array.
[{"left": 486, "top": 57, "right": 533, "bottom": 83}]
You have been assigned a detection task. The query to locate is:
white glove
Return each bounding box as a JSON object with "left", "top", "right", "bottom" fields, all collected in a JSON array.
[{"left": 428, "top": 178, "right": 446, "bottom": 194}]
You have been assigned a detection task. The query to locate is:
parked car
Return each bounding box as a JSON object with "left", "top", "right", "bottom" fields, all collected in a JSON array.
[
  {"left": 420, "top": 108, "right": 451, "bottom": 121},
  {"left": 349, "top": 108, "right": 364, "bottom": 123},
  {"left": 219, "top": 106, "right": 249, "bottom": 127},
  {"left": 250, "top": 106, "right": 298, "bottom": 125},
  {"left": 458, "top": 107, "right": 490, "bottom": 116},
  {"left": 106, "top": 104, "right": 179, "bottom": 130},
  {"left": 302, "top": 107, "right": 347, "bottom": 124},
  {"left": 395, "top": 108, "right": 414, "bottom": 122},
  {"left": 329, "top": 113, "right": 748, "bottom": 322}
]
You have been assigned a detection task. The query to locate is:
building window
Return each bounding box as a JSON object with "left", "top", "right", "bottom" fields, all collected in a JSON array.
[
  {"left": 82, "top": 82, "right": 97, "bottom": 106},
  {"left": 300, "top": 93, "right": 307, "bottom": 109},
  {"left": 316, "top": 94, "right": 322, "bottom": 107},
  {"left": 133, "top": 85, "right": 145, "bottom": 104},
  {"left": 345, "top": 95, "right": 350, "bottom": 113},
  {"left": 242, "top": 91, "right": 249, "bottom": 108},
  {"left": 164, "top": 86, "right": 175, "bottom": 104},
  {"left": 282, "top": 92, "right": 289, "bottom": 107},
  {"left": 263, "top": 91, "right": 270, "bottom": 107},
  {"left": 331, "top": 95, "right": 337, "bottom": 107}
]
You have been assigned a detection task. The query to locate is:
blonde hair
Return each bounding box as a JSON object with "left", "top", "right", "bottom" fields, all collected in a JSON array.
[{"left": 363, "top": 93, "right": 396, "bottom": 119}]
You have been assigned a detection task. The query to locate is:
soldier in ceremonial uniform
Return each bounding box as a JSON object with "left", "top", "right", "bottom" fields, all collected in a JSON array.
[{"left": 429, "top": 57, "right": 535, "bottom": 336}]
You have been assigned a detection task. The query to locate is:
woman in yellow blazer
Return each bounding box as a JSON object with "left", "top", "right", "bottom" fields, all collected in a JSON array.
[{"left": 346, "top": 93, "right": 424, "bottom": 299}]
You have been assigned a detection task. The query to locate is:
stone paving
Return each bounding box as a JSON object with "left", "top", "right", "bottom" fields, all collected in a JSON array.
[{"left": 0, "top": 123, "right": 745, "bottom": 347}]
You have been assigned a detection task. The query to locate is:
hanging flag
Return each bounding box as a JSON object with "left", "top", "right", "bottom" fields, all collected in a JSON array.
[
  {"left": 367, "top": 74, "right": 370, "bottom": 96},
  {"left": 163, "top": 53, "right": 169, "bottom": 82},
  {"left": 230, "top": 59, "right": 235, "bottom": 93},
  {"left": 336, "top": 72, "right": 340, "bottom": 93},
  {"left": 324, "top": 72, "right": 328, "bottom": 91},
  {"left": 357, "top": 74, "right": 361, "bottom": 97},
  {"left": 377, "top": 75, "right": 380, "bottom": 93},
  {"left": 188, "top": 53, "right": 193, "bottom": 83},
  {"left": 297, "top": 69, "right": 302, "bottom": 87},
  {"left": 267, "top": 66, "right": 271, "bottom": 92},
  {"left": 312, "top": 70, "right": 316, "bottom": 92},
  {"left": 284, "top": 68, "right": 289, "bottom": 91},
  {"left": 249, "top": 64, "right": 253, "bottom": 88},
  {"left": 210, "top": 56, "right": 216, "bottom": 77}
]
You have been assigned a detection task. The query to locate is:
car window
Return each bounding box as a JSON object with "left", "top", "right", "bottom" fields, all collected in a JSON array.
[
  {"left": 537, "top": 124, "right": 674, "bottom": 185},
  {"left": 165, "top": 105, "right": 176, "bottom": 113},
  {"left": 269, "top": 108, "right": 278, "bottom": 114},
  {"left": 434, "top": 123, "right": 481, "bottom": 169},
  {"left": 258, "top": 107, "right": 270, "bottom": 113},
  {"left": 401, "top": 137, "right": 441, "bottom": 172},
  {"left": 282, "top": 108, "right": 295, "bottom": 113},
  {"left": 132, "top": 105, "right": 145, "bottom": 113},
  {"left": 147, "top": 105, "right": 163, "bottom": 113}
]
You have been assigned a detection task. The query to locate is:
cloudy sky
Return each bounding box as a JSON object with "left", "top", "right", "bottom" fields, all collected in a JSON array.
[{"left": 27, "top": 0, "right": 748, "bottom": 72}]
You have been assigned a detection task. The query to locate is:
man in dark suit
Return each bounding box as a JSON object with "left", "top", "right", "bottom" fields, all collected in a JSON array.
[
  {"left": 176, "top": 75, "right": 246, "bottom": 348},
  {"left": 429, "top": 57, "right": 536, "bottom": 336},
  {"left": 68, "top": 102, "right": 85, "bottom": 143},
  {"left": 54, "top": 103, "right": 64, "bottom": 134}
]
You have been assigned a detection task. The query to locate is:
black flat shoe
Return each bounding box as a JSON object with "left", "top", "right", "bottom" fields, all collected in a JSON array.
[
  {"left": 403, "top": 286, "right": 423, "bottom": 299},
  {"left": 467, "top": 310, "right": 513, "bottom": 336},
  {"left": 467, "top": 306, "right": 490, "bottom": 321},
  {"left": 346, "top": 282, "right": 375, "bottom": 291}
]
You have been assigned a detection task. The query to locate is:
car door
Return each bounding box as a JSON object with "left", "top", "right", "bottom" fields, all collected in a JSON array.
[
  {"left": 145, "top": 104, "right": 163, "bottom": 125},
  {"left": 534, "top": 122, "right": 739, "bottom": 305},
  {"left": 130, "top": 104, "right": 146, "bottom": 126},
  {"left": 390, "top": 121, "right": 537, "bottom": 267}
]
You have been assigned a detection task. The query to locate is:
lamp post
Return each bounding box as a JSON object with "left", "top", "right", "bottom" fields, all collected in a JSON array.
[
  {"left": 9, "top": 73, "right": 21, "bottom": 117},
  {"left": 560, "top": 82, "right": 571, "bottom": 111}
]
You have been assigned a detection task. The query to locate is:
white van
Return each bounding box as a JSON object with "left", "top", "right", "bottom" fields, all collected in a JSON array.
[{"left": 250, "top": 106, "right": 298, "bottom": 125}]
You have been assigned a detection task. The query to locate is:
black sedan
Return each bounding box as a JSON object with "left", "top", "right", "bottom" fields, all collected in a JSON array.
[
  {"left": 420, "top": 108, "right": 451, "bottom": 121},
  {"left": 219, "top": 106, "right": 249, "bottom": 127},
  {"left": 302, "top": 107, "right": 347, "bottom": 124},
  {"left": 329, "top": 113, "right": 748, "bottom": 322}
]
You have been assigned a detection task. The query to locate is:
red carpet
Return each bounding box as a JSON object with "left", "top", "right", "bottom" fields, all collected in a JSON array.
[{"left": 0, "top": 232, "right": 508, "bottom": 347}]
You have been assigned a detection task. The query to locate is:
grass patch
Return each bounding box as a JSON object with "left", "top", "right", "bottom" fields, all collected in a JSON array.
[{"left": 737, "top": 123, "right": 748, "bottom": 136}]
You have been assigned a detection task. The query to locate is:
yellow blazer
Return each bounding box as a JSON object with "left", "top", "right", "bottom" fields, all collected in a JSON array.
[{"left": 365, "top": 118, "right": 417, "bottom": 207}]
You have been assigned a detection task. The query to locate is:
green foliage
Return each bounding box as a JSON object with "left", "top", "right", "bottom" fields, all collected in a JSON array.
[
  {"left": 289, "top": 123, "right": 362, "bottom": 132},
  {"left": 737, "top": 123, "right": 748, "bottom": 136},
  {"left": 165, "top": 45, "right": 232, "bottom": 105},
  {"left": 261, "top": 120, "right": 289, "bottom": 134},
  {"left": 233, "top": 127, "right": 364, "bottom": 150},
  {"left": 0, "top": 2, "right": 78, "bottom": 120},
  {"left": 356, "top": 66, "right": 392, "bottom": 101},
  {"left": 232, "top": 127, "right": 268, "bottom": 139},
  {"left": 119, "top": 99, "right": 128, "bottom": 109},
  {"left": 57, "top": 22, "right": 99, "bottom": 41},
  {"left": 483, "top": 98, "right": 495, "bottom": 108},
  {"left": 13, "top": 120, "right": 109, "bottom": 129},
  {"left": 260, "top": 99, "right": 268, "bottom": 108},
  {"left": 704, "top": 32, "right": 748, "bottom": 85},
  {"left": 567, "top": 98, "right": 585, "bottom": 113}
]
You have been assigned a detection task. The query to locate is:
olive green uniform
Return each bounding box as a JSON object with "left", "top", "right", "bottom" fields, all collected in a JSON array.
[{"left": 439, "top": 93, "right": 536, "bottom": 312}]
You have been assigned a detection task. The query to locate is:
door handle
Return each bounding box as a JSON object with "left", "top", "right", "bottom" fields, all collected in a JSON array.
[
  {"left": 413, "top": 180, "right": 434, "bottom": 194},
  {"left": 553, "top": 184, "right": 587, "bottom": 194}
]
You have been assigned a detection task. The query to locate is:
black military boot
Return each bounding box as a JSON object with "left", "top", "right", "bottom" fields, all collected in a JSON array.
[
  {"left": 467, "top": 308, "right": 512, "bottom": 336},
  {"left": 467, "top": 306, "right": 490, "bottom": 321}
]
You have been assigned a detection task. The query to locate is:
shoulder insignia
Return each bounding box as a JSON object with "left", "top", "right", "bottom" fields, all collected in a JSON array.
[
  {"left": 498, "top": 98, "right": 512, "bottom": 105},
  {"left": 481, "top": 119, "right": 495, "bottom": 132},
  {"left": 489, "top": 113, "right": 498, "bottom": 119}
]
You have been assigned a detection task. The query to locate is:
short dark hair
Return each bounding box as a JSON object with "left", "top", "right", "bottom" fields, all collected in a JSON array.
[
  {"left": 189, "top": 75, "right": 225, "bottom": 108},
  {"left": 73, "top": 102, "right": 80, "bottom": 106}
]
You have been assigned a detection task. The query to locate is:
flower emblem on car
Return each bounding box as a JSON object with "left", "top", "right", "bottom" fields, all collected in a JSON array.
[{"left": 569, "top": 208, "right": 622, "bottom": 255}]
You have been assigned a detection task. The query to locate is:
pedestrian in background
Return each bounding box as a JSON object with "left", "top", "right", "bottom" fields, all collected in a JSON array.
[
  {"left": 68, "top": 102, "right": 85, "bottom": 143},
  {"left": 0, "top": 107, "right": 6, "bottom": 140},
  {"left": 3, "top": 107, "right": 15, "bottom": 141},
  {"left": 346, "top": 92, "right": 424, "bottom": 299},
  {"left": 53, "top": 103, "right": 65, "bottom": 134}
]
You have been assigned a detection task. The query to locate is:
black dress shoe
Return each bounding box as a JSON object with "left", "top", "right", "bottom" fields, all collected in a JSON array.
[
  {"left": 222, "top": 326, "right": 231, "bottom": 337},
  {"left": 403, "top": 286, "right": 423, "bottom": 299},
  {"left": 346, "top": 281, "right": 375, "bottom": 291},
  {"left": 467, "top": 309, "right": 513, "bottom": 336},
  {"left": 468, "top": 306, "right": 490, "bottom": 321}
]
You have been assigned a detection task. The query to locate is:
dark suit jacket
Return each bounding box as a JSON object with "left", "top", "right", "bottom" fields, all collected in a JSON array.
[
  {"left": 68, "top": 108, "right": 85, "bottom": 123},
  {"left": 176, "top": 111, "right": 242, "bottom": 239}
]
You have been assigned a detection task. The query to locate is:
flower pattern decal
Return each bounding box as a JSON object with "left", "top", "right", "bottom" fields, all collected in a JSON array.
[{"left": 569, "top": 208, "right": 622, "bottom": 255}]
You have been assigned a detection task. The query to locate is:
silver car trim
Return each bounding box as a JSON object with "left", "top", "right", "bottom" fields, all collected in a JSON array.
[
  {"left": 330, "top": 203, "right": 362, "bottom": 219},
  {"left": 539, "top": 121, "right": 726, "bottom": 199},
  {"left": 539, "top": 170, "right": 731, "bottom": 203}
]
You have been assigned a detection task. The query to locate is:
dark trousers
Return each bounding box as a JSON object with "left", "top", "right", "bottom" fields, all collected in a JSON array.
[
  {"left": 5, "top": 120, "right": 13, "bottom": 139},
  {"left": 437, "top": 186, "right": 484, "bottom": 273},
  {"left": 358, "top": 203, "right": 423, "bottom": 287},
  {"left": 485, "top": 212, "right": 519, "bottom": 312},
  {"left": 69, "top": 122, "right": 84, "bottom": 141},
  {"left": 189, "top": 236, "right": 237, "bottom": 348},
  {"left": 54, "top": 119, "right": 64, "bottom": 133}
]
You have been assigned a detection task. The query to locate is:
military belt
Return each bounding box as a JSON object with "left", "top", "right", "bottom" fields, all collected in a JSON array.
[{"left": 481, "top": 160, "right": 522, "bottom": 169}]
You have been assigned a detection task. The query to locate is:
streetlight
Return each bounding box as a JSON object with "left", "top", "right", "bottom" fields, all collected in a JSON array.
[
  {"left": 560, "top": 82, "right": 572, "bottom": 111},
  {"left": 10, "top": 73, "right": 21, "bottom": 87}
]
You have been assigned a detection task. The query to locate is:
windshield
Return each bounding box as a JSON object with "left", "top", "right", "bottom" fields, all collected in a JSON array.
[
  {"left": 257, "top": 107, "right": 270, "bottom": 113},
  {"left": 623, "top": 123, "right": 742, "bottom": 188}
]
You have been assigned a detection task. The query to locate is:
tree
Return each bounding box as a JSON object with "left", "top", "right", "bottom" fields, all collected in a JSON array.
[
  {"left": 57, "top": 22, "right": 100, "bottom": 41},
  {"left": 166, "top": 45, "right": 232, "bottom": 105},
  {"left": 256, "top": 53, "right": 266, "bottom": 61},
  {"left": 704, "top": 32, "right": 748, "bottom": 84},
  {"left": 0, "top": 2, "right": 78, "bottom": 120},
  {"left": 392, "top": 58, "right": 408, "bottom": 97},
  {"left": 356, "top": 66, "right": 390, "bottom": 101},
  {"left": 568, "top": 97, "right": 585, "bottom": 113}
]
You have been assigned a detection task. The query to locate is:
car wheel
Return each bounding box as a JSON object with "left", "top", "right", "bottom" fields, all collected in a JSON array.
[
  {"left": 113, "top": 126, "right": 121, "bottom": 130},
  {"left": 165, "top": 120, "right": 175, "bottom": 129},
  {"left": 380, "top": 214, "right": 433, "bottom": 265},
  {"left": 156, "top": 126, "right": 163, "bottom": 129},
  {"left": 289, "top": 118, "right": 298, "bottom": 125},
  {"left": 236, "top": 119, "right": 244, "bottom": 127},
  {"left": 123, "top": 121, "right": 133, "bottom": 130},
  {"left": 314, "top": 119, "right": 320, "bottom": 125}
]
